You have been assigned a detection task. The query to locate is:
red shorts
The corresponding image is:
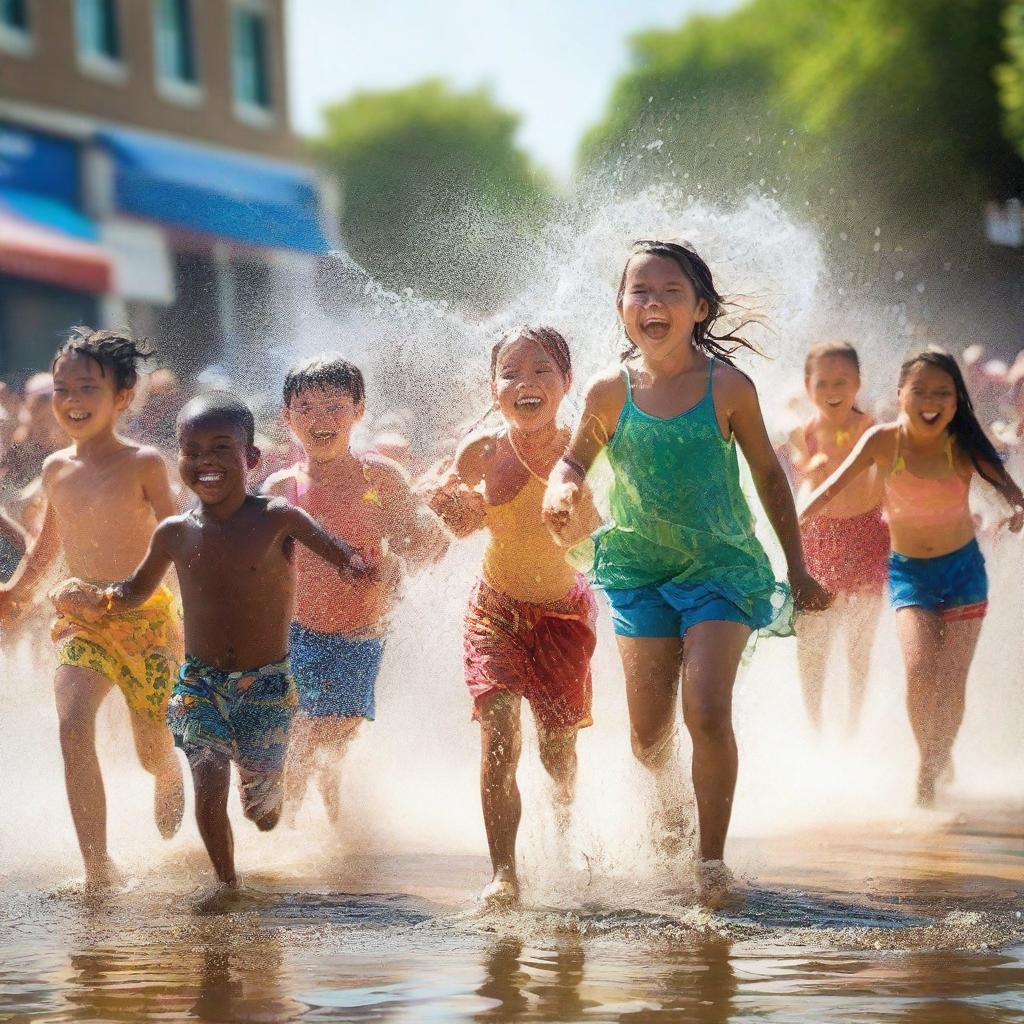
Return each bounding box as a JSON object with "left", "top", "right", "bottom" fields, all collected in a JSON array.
[
  {"left": 802, "top": 506, "right": 890, "bottom": 595},
  {"left": 463, "top": 575, "right": 596, "bottom": 732}
]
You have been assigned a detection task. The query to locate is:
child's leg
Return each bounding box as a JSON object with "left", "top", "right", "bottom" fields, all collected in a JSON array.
[
  {"left": 616, "top": 635, "right": 688, "bottom": 836},
  {"left": 536, "top": 724, "right": 578, "bottom": 834},
  {"left": 478, "top": 689, "right": 523, "bottom": 894},
  {"left": 932, "top": 616, "right": 983, "bottom": 782},
  {"left": 128, "top": 710, "right": 184, "bottom": 839},
  {"left": 679, "top": 620, "right": 751, "bottom": 863},
  {"left": 843, "top": 592, "right": 883, "bottom": 734},
  {"left": 190, "top": 753, "right": 236, "bottom": 886},
  {"left": 54, "top": 665, "right": 114, "bottom": 882},
  {"left": 313, "top": 716, "right": 363, "bottom": 826},
  {"left": 282, "top": 715, "right": 316, "bottom": 826},
  {"left": 795, "top": 608, "right": 835, "bottom": 732}
]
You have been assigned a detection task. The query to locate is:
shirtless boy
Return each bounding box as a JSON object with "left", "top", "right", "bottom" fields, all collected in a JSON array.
[
  {"left": 0, "top": 327, "right": 183, "bottom": 888},
  {"left": 56, "top": 393, "right": 367, "bottom": 891},
  {"left": 263, "top": 356, "right": 447, "bottom": 825}
]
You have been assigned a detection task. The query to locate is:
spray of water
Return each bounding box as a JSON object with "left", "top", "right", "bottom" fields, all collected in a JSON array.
[{"left": 1, "top": 187, "right": 1021, "bottom": 919}]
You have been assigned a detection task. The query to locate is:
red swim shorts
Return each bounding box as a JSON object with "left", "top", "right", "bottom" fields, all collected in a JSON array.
[
  {"left": 463, "top": 575, "right": 596, "bottom": 732},
  {"left": 801, "top": 505, "right": 890, "bottom": 595}
]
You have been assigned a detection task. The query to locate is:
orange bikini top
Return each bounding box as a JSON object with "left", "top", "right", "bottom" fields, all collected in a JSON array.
[{"left": 883, "top": 434, "right": 970, "bottom": 530}]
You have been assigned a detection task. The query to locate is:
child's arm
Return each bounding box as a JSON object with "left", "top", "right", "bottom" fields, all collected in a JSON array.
[
  {"left": 543, "top": 368, "right": 621, "bottom": 541},
  {"left": 370, "top": 460, "right": 449, "bottom": 569},
  {"left": 799, "top": 427, "right": 888, "bottom": 524},
  {"left": 0, "top": 498, "right": 60, "bottom": 618},
  {"left": 726, "top": 369, "right": 830, "bottom": 611},
  {"left": 976, "top": 457, "right": 1024, "bottom": 532},
  {"left": 276, "top": 501, "right": 367, "bottom": 576},
  {"left": 422, "top": 436, "right": 489, "bottom": 539}
]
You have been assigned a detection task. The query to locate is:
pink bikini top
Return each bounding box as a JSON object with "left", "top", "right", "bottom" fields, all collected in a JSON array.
[{"left": 883, "top": 434, "right": 970, "bottom": 530}]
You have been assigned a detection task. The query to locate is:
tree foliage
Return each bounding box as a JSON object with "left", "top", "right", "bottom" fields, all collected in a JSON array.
[{"left": 314, "top": 79, "right": 552, "bottom": 306}]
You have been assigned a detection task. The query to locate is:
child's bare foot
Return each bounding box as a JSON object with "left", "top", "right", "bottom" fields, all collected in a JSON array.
[
  {"left": 479, "top": 874, "right": 519, "bottom": 911},
  {"left": 695, "top": 859, "right": 736, "bottom": 910},
  {"left": 155, "top": 762, "right": 185, "bottom": 839},
  {"left": 194, "top": 877, "right": 240, "bottom": 913},
  {"left": 84, "top": 857, "right": 125, "bottom": 893}
]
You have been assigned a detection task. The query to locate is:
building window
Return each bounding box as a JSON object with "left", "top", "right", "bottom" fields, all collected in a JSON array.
[
  {"left": 0, "top": 0, "right": 32, "bottom": 56},
  {"left": 156, "top": 0, "right": 196, "bottom": 82},
  {"left": 76, "top": 0, "right": 126, "bottom": 79},
  {"left": 232, "top": 2, "right": 272, "bottom": 118}
]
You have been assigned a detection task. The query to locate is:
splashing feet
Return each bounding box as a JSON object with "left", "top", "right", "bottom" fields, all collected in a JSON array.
[
  {"left": 695, "top": 859, "right": 737, "bottom": 910},
  {"left": 479, "top": 875, "right": 520, "bottom": 912}
]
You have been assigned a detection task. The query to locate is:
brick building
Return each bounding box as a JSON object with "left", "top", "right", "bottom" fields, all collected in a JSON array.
[{"left": 0, "top": 0, "right": 335, "bottom": 377}]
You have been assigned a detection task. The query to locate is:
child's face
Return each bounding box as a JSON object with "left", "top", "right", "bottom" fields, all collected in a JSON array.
[
  {"left": 284, "top": 386, "right": 363, "bottom": 463},
  {"left": 806, "top": 355, "right": 860, "bottom": 420},
  {"left": 898, "top": 363, "right": 957, "bottom": 438},
  {"left": 177, "top": 418, "right": 259, "bottom": 507},
  {"left": 618, "top": 254, "right": 709, "bottom": 358},
  {"left": 52, "top": 354, "right": 131, "bottom": 442},
  {"left": 491, "top": 338, "right": 570, "bottom": 432}
]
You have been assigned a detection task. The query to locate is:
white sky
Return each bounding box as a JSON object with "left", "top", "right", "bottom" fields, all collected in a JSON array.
[{"left": 286, "top": 0, "right": 740, "bottom": 177}]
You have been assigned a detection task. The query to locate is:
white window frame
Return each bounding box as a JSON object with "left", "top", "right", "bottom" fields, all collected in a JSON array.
[
  {"left": 75, "top": 0, "right": 128, "bottom": 83},
  {"left": 0, "top": 0, "right": 33, "bottom": 57},
  {"left": 152, "top": 0, "right": 203, "bottom": 107},
  {"left": 230, "top": 0, "right": 275, "bottom": 128}
]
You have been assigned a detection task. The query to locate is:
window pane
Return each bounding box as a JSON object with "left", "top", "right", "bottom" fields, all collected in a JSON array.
[
  {"left": 76, "top": 0, "right": 120, "bottom": 59},
  {"left": 1, "top": 0, "right": 29, "bottom": 30},
  {"left": 232, "top": 7, "right": 270, "bottom": 108},
  {"left": 156, "top": 0, "right": 195, "bottom": 82}
]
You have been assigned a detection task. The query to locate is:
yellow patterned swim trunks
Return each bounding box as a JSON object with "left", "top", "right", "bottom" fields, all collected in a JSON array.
[{"left": 52, "top": 587, "right": 182, "bottom": 720}]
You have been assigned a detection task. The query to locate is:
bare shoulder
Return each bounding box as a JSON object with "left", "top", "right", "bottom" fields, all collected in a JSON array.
[
  {"left": 40, "top": 446, "right": 75, "bottom": 488},
  {"left": 585, "top": 364, "right": 627, "bottom": 405},
  {"left": 454, "top": 428, "right": 500, "bottom": 483},
  {"left": 262, "top": 463, "right": 301, "bottom": 498},
  {"left": 261, "top": 493, "right": 296, "bottom": 517},
  {"left": 362, "top": 451, "right": 411, "bottom": 490},
  {"left": 862, "top": 421, "right": 899, "bottom": 460},
  {"left": 152, "top": 511, "right": 189, "bottom": 552},
  {"left": 130, "top": 443, "right": 171, "bottom": 480},
  {"left": 712, "top": 360, "right": 759, "bottom": 404}
]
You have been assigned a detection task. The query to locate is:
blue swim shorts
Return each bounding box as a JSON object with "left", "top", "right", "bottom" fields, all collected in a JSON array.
[
  {"left": 288, "top": 622, "right": 385, "bottom": 720},
  {"left": 888, "top": 538, "right": 988, "bottom": 621},
  {"left": 604, "top": 580, "right": 772, "bottom": 639},
  {"left": 167, "top": 656, "right": 297, "bottom": 822}
]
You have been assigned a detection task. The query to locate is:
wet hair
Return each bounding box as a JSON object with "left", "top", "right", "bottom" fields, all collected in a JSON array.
[
  {"left": 616, "top": 240, "right": 761, "bottom": 365},
  {"left": 898, "top": 349, "right": 1003, "bottom": 487},
  {"left": 804, "top": 340, "right": 861, "bottom": 379},
  {"left": 52, "top": 326, "right": 153, "bottom": 391},
  {"left": 283, "top": 355, "right": 365, "bottom": 406},
  {"left": 176, "top": 392, "right": 255, "bottom": 448},
  {"left": 490, "top": 325, "right": 572, "bottom": 380}
]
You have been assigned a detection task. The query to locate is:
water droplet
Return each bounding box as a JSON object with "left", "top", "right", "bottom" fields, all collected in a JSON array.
[{"left": 895, "top": 271, "right": 904, "bottom": 282}]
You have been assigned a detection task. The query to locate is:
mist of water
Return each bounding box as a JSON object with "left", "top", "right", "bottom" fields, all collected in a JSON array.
[{"left": 1, "top": 186, "right": 1021, "bottom": 904}]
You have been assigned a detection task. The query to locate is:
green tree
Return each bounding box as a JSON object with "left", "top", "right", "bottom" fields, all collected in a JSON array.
[
  {"left": 580, "top": 0, "right": 1024, "bottom": 249},
  {"left": 314, "top": 79, "right": 552, "bottom": 306}
]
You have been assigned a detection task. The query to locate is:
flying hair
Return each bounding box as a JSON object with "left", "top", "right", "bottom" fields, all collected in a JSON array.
[{"left": 53, "top": 326, "right": 154, "bottom": 391}]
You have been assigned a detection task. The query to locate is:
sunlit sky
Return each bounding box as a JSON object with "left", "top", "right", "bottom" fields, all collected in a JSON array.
[{"left": 286, "top": 0, "right": 740, "bottom": 177}]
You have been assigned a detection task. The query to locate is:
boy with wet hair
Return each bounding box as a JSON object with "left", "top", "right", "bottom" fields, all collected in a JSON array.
[
  {"left": 56, "top": 391, "right": 368, "bottom": 894},
  {"left": 264, "top": 355, "right": 447, "bottom": 826},
  {"left": 0, "top": 326, "right": 184, "bottom": 889}
]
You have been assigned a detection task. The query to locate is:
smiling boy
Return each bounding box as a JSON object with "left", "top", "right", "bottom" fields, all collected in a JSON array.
[
  {"left": 0, "top": 327, "right": 184, "bottom": 888},
  {"left": 56, "top": 392, "right": 368, "bottom": 893},
  {"left": 263, "top": 356, "right": 447, "bottom": 826}
]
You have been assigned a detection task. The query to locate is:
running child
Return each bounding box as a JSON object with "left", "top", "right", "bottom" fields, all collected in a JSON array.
[
  {"left": 54, "top": 393, "right": 367, "bottom": 894},
  {"left": 426, "top": 326, "right": 601, "bottom": 909},
  {"left": 800, "top": 349, "right": 1024, "bottom": 806},
  {"left": 0, "top": 327, "right": 183, "bottom": 889},
  {"left": 786, "top": 341, "right": 889, "bottom": 733},
  {"left": 543, "top": 240, "right": 830, "bottom": 906},
  {"left": 263, "top": 356, "right": 447, "bottom": 826}
]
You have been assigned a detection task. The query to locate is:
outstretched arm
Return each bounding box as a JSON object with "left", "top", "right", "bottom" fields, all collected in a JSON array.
[
  {"left": 799, "top": 427, "right": 885, "bottom": 525},
  {"left": 372, "top": 461, "right": 449, "bottom": 569},
  {"left": 281, "top": 503, "right": 366, "bottom": 576},
  {"left": 543, "top": 370, "right": 621, "bottom": 542},
  {"left": 978, "top": 458, "right": 1024, "bottom": 532},
  {"left": 421, "top": 437, "right": 490, "bottom": 540},
  {"left": 728, "top": 372, "right": 830, "bottom": 611},
  {"left": 0, "top": 499, "right": 60, "bottom": 618}
]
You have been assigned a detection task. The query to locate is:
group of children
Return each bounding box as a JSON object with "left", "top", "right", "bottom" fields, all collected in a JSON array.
[{"left": 1, "top": 238, "right": 1021, "bottom": 911}]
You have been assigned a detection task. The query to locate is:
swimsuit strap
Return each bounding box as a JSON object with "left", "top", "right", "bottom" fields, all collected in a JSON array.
[
  {"left": 892, "top": 430, "right": 906, "bottom": 474},
  {"left": 622, "top": 365, "right": 635, "bottom": 406}
]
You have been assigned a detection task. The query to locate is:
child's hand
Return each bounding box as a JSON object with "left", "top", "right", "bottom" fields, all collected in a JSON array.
[
  {"left": 50, "top": 578, "right": 107, "bottom": 621},
  {"left": 542, "top": 481, "right": 580, "bottom": 541},
  {"left": 999, "top": 505, "right": 1024, "bottom": 533},
  {"left": 425, "top": 477, "right": 487, "bottom": 537},
  {"left": 790, "top": 569, "right": 832, "bottom": 613}
]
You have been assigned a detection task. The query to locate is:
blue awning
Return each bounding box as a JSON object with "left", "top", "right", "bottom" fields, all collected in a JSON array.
[{"left": 96, "top": 128, "right": 330, "bottom": 254}]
